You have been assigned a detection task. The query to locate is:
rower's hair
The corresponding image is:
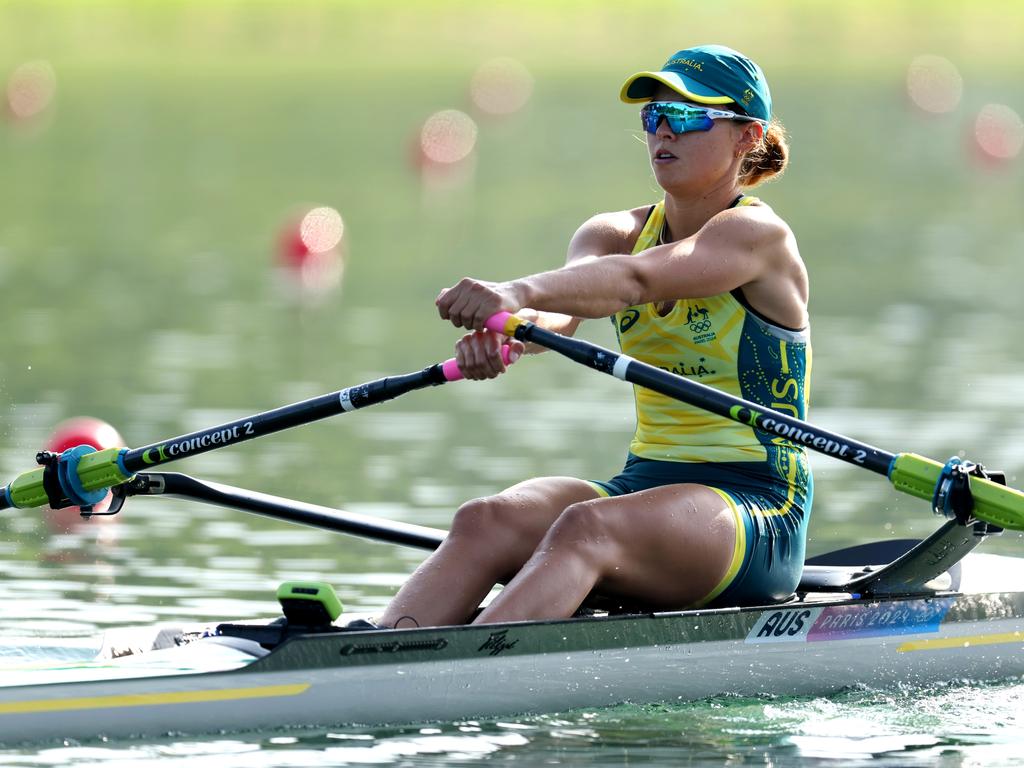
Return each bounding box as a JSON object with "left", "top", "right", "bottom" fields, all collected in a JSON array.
[{"left": 739, "top": 118, "right": 788, "bottom": 188}]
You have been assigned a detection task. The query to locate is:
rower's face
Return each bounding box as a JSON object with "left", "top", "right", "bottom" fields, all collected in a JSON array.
[{"left": 644, "top": 84, "right": 755, "bottom": 193}]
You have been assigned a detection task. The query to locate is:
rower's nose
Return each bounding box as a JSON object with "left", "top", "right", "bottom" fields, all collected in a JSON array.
[{"left": 656, "top": 117, "right": 677, "bottom": 139}]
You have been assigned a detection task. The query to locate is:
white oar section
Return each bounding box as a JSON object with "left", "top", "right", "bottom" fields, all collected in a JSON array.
[{"left": 611, "top": 355, "right": 633, "bottom": 381}]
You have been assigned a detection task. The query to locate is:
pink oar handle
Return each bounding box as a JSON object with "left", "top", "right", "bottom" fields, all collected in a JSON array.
[
  {"left": 441, "top": 345, "right": 515, "bottom": 382},
  {"left": 484, "top": 312, "right": 515, "bottom": 334}
]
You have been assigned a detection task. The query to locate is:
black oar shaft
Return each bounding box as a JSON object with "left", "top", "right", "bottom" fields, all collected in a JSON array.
[
  {"left": 511, "top": 320, "right": 896, "bottom": 476},
  {"left": 0, "top": 364, "right": 456, "bottom": 512},
  {"left": 121, "top": 367, "right": 447, "bottom": 474}
]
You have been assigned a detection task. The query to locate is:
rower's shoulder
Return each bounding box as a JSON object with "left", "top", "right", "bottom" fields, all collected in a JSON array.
[
  {"left": 713, "top": 200, "right": 798, "bottom": 258},
  {"left": 568, "top": 206, "right": 654, "bottom": 259},
  {"left": 719, "top": 197, "right": 788, "bottom": 229}
]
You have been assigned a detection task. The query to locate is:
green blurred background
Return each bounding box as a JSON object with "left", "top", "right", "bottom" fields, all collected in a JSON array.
[{"left": 1, "top": 1, "right": 1023, "bottom": 615}]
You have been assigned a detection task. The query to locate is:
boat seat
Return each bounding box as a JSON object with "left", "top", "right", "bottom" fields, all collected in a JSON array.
[{"left": 797, "top": 565, "right": 876, "bottom": 592}]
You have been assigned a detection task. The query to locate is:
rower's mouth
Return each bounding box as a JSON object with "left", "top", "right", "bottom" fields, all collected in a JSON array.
[{"left": 653, "top": 149, "right": 678, "bottom": 162}]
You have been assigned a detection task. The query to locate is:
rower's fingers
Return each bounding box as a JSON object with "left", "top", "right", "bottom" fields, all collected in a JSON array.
[
  {"left": 455, "top": 331, "right": 507, "bottom": 379},
  {"left": 507, "top": 339, "right": 524, "bottom": 363},
  {"left": 471, "top": 299, "right": 502, "bottom": 334},
  {"left": 439, "top": 278, "right": 489, "bottom": 329},
  {"left": 474, "top": 331, "right": 505, "bottom": 379},
  {"left": 436, "top": 287, "right": 452, "bottom": 320},
  {"left": 437, "top": 280, "right": 471, "bottom": 325},
  {"left": 455, "top": 334, "right": 484, "bottom": 379},
  {"left": 482, "top": 332, "right": 508, "bottom": 377}
]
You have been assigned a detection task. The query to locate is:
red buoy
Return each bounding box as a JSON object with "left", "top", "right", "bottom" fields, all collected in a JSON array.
[{"left": 275, "top": 207, "right": 345, "bottom": 301}]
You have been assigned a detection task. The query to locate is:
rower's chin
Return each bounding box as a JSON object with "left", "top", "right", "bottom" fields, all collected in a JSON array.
[{"left": 650, "top": 162, "right": 694, "bottom": 192}]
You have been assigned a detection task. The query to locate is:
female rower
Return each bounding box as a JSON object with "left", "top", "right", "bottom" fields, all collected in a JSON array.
[{"left": 378, "top": 44, "right": 812, "bottom": 628}]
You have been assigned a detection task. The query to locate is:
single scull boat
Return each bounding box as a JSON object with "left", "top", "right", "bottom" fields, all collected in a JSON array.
[
  {"left": 2, "top": 314, "right": 1023, "bottom": 743},
  {"left": 1, "top": 477, "right": 1023, "bottom": 745}
]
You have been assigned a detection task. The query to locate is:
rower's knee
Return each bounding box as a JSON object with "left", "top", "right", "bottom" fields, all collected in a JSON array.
[
  {"left": 450, "top": 496, "right": 508, "bottom": 540},
  {"left": 545, "top": 501, "right": 619, "bottom": 568},
  {"left": 448, "top": 495, "right": 539, "bottom": 581},
  {"left": 449, "top": 495, "right": 535, "bottom": 548}
]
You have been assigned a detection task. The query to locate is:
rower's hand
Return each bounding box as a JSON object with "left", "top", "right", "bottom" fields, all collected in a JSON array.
[
  {"left": 454, "top": 330, "right": 524, "bottom": 380},
  {"left": 437, "top": 278, "right": 523, "bottom": 331}
]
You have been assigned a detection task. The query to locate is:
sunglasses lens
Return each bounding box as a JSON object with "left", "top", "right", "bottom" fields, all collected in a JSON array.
[{"left": 640, "top": 103, "right": 713, "bottom": 134}]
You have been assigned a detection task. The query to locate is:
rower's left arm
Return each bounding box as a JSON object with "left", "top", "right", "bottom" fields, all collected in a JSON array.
[{"left": 512, "top": 210, "right": 790, "bottom": 319}]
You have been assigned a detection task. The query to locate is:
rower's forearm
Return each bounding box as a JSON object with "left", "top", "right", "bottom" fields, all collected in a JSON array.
[{"left": 511, "top": 256, "right": 642, "bottom": 318}]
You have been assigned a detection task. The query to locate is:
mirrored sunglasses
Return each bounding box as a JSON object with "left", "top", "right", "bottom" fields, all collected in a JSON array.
[{"left": 640, "top": 101, "right": 765, "bottom": 135}]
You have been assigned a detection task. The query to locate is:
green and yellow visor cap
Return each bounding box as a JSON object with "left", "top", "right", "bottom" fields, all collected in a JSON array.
[{"left": 620, "top": 44, "right": 772, "bottom": 123}]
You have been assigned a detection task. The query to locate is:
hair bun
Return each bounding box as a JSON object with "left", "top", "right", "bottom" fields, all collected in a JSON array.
[{"left": 739, "top": 119, "right": 788, "bottom": 187}]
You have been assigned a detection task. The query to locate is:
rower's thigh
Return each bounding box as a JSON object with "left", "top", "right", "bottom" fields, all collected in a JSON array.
[
  {"left": 451, "top": 476, "right": 600, "bottom": 572},
  {"left": 559, "top": 484, "right": 741, "bottom": 607}
]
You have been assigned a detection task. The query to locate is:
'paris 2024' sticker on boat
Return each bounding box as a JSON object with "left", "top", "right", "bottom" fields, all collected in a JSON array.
[{"left": 744, "top": 598, "right": 956, "bottom": 644}]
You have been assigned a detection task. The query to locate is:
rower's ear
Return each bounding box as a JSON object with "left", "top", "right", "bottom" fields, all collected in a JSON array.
[{"left": 735, "top": 122, "right": 764, "bottom": 157}]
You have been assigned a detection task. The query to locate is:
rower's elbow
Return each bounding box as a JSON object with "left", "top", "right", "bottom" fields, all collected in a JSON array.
[{"left": 620, "top": 262, "right": 651, "bottom": 307}]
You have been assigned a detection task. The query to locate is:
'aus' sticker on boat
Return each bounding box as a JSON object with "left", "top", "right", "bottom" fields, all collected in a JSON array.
[{"left": 745, "top": 598, "right": 956, "bottom": 644}]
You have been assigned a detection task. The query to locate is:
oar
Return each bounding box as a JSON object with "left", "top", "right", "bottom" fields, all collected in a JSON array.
[
  {"left": 137, "top": 472, "right": 446, "bottom": 550},
  {"left": 0, "top": 349, "right": 511, "bottom": 512},
  {"left": 484, "top": 312, "right": 1024, "bottom": 532}
]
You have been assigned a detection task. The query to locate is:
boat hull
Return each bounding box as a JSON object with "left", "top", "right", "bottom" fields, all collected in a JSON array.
[{"left": 3, "top": 588, "right": 1024, "bottom": 744}]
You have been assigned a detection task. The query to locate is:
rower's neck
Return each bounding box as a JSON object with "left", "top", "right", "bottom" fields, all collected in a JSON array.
[{"left": 662, "top": 184, "right": 744, "bottom": 241}]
